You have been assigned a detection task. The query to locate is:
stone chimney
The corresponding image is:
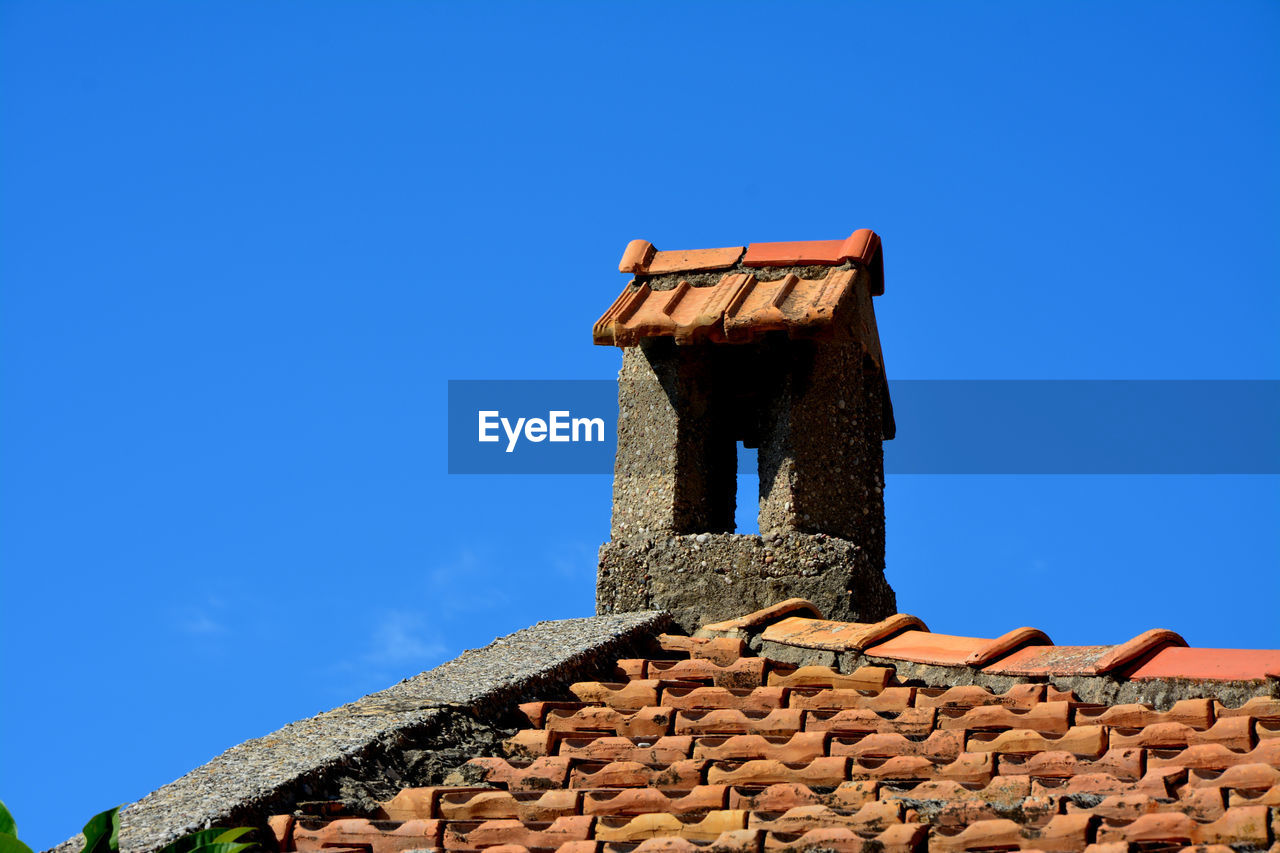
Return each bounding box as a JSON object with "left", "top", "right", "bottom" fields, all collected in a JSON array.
[{"left": 592, "top": 231, "right": 897, "bottom": 632}]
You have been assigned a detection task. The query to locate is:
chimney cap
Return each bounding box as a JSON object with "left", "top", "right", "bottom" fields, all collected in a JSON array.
[
  {"left": 594, "top": 230, "right": 886, "bottom": 349},
  {"left": 616, "top": 229, "right": 884, "bottom": 296}
]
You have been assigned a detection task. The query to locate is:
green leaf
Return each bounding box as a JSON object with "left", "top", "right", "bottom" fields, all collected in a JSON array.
[
  {"left": 0, "top": 801, "right": 17, "bottom": 837},
  {"left": 157, "top": 829, "right": 219, "bottom": 853},
  {"left": 210, "top": 829, "right": 253, "bottom": 845},
  {"left": 80, "top": 807, "right": 120, "bottom": 853},
  {"left": 158, "top": 828, "right": 255, "bottom": 853},
  {"left": 0, "top": 833, "right": 35, "bottom": 853},
  {"left": 185, "top": 842, "right": 255, "bottom": 853}
]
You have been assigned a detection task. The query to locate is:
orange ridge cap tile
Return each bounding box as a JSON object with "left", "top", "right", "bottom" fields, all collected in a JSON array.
[
  {"left": 839, "top": 229, "right": 879, "bottom": 266},
  {"left": 741, "top": 229, "right": 882, "bottom": 272},
  {"left": 1094, "top": 628, "right": 1189, "bottom": 674},
  {"left": 1129, "top": 647, "right": 1280, "bottom": 682},
  {"left": 742, "top": 238, "right": 846, "bottom": 267},
  {"left": 617, "top": 239, "right": 745, "bottom": 276},
  {"left": 983, "top": 644, "right": 1114, "bottom": 677},
  {"left": 619, "top": 239, "right": 656, "bottom": 274},
  {"left": 697, "top": 599, "right": 824, "bottom": 638},
  {"left": 759, "top": 613, "right": 927, "bottom": 652},
  {"left": 864, "top": 627, "right": 1049, "bottom": 668},
  {"left": 647, "top": 246, "right": 744, "bottom": 275},
  {"left": 963, "top": 627, "right": 1054, "bottom": 667}
]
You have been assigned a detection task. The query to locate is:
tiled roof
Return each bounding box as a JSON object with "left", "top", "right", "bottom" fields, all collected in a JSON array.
[
  {"left": 272, "top": 603, "right": 1280, "bottom": 853},
  {"left": 594, "top": 231, "right": 885, "bottom": 348}
]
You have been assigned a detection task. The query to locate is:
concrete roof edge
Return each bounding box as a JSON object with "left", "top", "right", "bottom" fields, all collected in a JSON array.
[{"left": 47, "top": 611, "right": 673, "bottom": 853}]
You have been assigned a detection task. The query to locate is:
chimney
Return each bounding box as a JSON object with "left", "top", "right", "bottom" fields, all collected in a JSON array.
[{"left": 592, "top": 231, "right": 898, "bottom": 632}]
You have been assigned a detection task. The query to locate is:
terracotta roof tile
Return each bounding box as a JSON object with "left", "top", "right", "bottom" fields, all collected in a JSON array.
[
  {"left": 706, "top": 756, "right": 849, "bottom": 787},
  {"left": 742, "top": 230, "right": 880, "bottom": 270},
  {"left": 541, "top": 705, "right": 673, "bottom": 738},
  {"left": 660, "top": 686, "right": 786, "bottom": 712},
  {"left": 645, "top": 657, "right": 767, "bottom": 687},
  {"left": 1131, "top": 647, "right": 1280, "bottom": 681},
  {"left": 436, "top": 790, "right": 579, "bottom": 822},
  {"left": 294, "top": 818, "right": 443, "bottom": 853},
  {"left": 759, "top": 614, "right": 926, "bottom": 652},
  {"left": 581, "top": 786, "right": 726, "bottom": 817},
  {"left": 596, "top": 230, "right": 888, "bottom": 348},
  {"left": 726, "top": 780, "right": 878, "bottom": 812},
  {"left": 657, "top": 634, "right": 747, "bottom": 665},
  {"left": 570, "top": 758, "right": 706, "bottom": 790},
  {"left": 863, "top": 627, "right": 1052, "bottom": 667},
  {"left": 380, "top": 786, "right": 483, "bottom": 820},
  {"left": 747, "top": 801, "right": 903, "bottom": 834},
  {"left": 829, "top": 729, "right": 963, "bottom": 762},
  {"left": 936, "top": 701, "right": 1072, "bottom": 735},
  {"left": 618, "top": 241, "right": 745, "bottom": 276},
  {"left": 1217, "top": 696, "right": 1280, "bottom": 720},
  {"left": 766, "top": 664, "right": 893, "bottom": 692},
  {"left": 673, "top": 708, "right": 803, "bottom": 737},
  {"left": 570, "top": 680, "right": 661, "bottom": 709},
  {"left": 804, "top": 706, "right": 936, "bottom": 737},
  {"left": 692, "top": 732, "right": 828, "bottom": 763},
  {"left": 594, "top": 809, "right": 747, "bottom": 842},
  {"left": 983, "top": 645, "right": 1118, "bottom": 677},
  {"left": 1076, "top": 698, "right": 1215, "bottom": 730},
  {"left": 789, "top": 685, "right": 916, "bottom": 713},
  {"left": 557, "top": 735, "right": 693, "bottom": 764},
  {"left": 966, "top": 725, "right": 1108, "bottom": 759},
  {"left": 930, "top": 813, "right": 1093, "bottom": 853},
  {"left": 595, "top": 270, "right": 876, "bottom": 348},
  {"left": 301, "top": 604, "right": 1280, "bottom": 853},
  {"left": 914, "top": 684, "right": 1055, "bottom": 711},
  {"left": 1000, "top": 747, "right": 1146, "bottom": 781}
]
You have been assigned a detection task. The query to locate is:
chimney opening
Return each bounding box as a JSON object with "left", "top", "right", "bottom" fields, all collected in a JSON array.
[{"left": 735, "top": 441, "right": 760, "bottom": 535}]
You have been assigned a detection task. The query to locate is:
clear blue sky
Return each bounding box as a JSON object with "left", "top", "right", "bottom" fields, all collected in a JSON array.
[{"left": 2, "top": 1, "right": 1277, "bottom": 847}]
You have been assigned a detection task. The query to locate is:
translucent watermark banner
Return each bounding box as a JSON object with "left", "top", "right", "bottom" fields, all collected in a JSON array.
[{"left": 447, "top": 380, "right": 1280, "bottom": 474}]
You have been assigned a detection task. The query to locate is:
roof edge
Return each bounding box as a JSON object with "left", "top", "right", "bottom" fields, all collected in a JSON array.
[{"left": 47, "top": 612, "right": 673, "bottom": 853}]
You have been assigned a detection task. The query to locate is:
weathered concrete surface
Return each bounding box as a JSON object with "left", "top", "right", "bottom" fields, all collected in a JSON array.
[
  {"left": 47, "top": 612, "right": 671, "bottom": 853},
  {"left": 599, "top": 532, "right": 896, "bottom": 634},
  {"left": 756, "top": 340, "right": 887, "bottom": 546},
  {"left": 750, "top": 635, "right": 1280, "bottom": 710}
]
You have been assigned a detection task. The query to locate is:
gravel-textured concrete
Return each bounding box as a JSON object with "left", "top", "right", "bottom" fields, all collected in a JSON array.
[
  {"left": 599, "top": 531, "right": 896, "bottom": 634},
  {"left": 46, "top": 612, "right": 671, "bottom": 853}
]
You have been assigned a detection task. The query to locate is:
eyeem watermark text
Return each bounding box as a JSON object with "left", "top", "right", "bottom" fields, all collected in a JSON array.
[
  {"left": 478, "top": 410, "right": 605, "bottom": 452},
  {"left": 448, "top": 379, "right": 1280, "bottom": 474}
]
